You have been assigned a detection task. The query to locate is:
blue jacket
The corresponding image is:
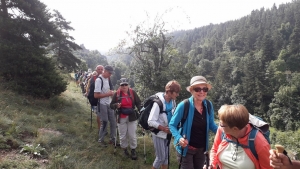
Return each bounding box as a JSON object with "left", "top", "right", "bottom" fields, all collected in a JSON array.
[{"left": 169, "top": 96, "right": 218, "bottom": 157}]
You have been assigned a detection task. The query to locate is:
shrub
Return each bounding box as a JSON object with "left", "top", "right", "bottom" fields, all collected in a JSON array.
[
  {"left": 49, "top": 96, "right": 65, "bottom": 109},
  {"left": 20, "top": 144, "right": 47, "bottom": 158},
  {"left": 1, "top": 49, "right": 67, "bottom": 98}
]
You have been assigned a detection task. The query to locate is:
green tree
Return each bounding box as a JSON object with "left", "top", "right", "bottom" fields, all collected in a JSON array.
[
  {"left": 48, "top": 10, "right": 81, "bottom": 72},
  {"left": 0, "top": 0, "right": 67, "bottom": 98},
  {"left": 117, "top": 15, "right": 178, "bottom": 98},
  {"left": 262, "top": 34, "right": 276, "bottom": 62}
]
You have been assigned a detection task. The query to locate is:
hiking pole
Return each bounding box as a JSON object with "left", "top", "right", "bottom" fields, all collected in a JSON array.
[
  {"left": 204, "top": 151, "right": 210, "bottom": 169},
  {"left": 178, "top": 135, "right": 186, "bottom": 169},
  {"left": 166, "top": 133, "right": 171, "bottom": 169},
  {"left": 114, "top": 110, "right": 119, "bottom": 154},
  {"left": 143, "top": 128, "right": 146, "bottom": 163},
  {"left": 114, "top": 125, "right": 118, "bottom": 154},
  {"left": 90, "top": 106, "right": 93, "bottom": 130},
  {"left": 168, "top": 145, "right": 170, "bottom": 169}
]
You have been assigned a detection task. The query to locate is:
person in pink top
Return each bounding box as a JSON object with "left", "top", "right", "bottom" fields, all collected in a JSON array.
[{"left": 208, "top": 104, "right": 272, "bottom": 169}]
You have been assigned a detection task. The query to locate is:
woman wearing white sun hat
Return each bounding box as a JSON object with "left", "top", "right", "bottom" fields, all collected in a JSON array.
[{"left": 169, "top": 76, "right": 218, "bottom": 169}]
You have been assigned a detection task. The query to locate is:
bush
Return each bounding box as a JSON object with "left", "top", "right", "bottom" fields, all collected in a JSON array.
[
  {"left": 20, "top": 144, "right": 47, "bottom": 158},
  {"left": 1, "top": 44, "right": 67, "bottom": 98},
  {"left": 49, "top": 96, "right": 65, "bottom": 109}
]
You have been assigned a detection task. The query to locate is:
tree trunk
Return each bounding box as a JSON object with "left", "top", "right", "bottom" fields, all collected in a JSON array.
[{"left": 0, "top": 0, "right": 8, "bottom": 18}]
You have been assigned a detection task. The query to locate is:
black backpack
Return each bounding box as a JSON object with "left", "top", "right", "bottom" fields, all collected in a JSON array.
[
  {"left": 87, "top": 77, "right": 103, "bottom": 106},
  {"left": 138, "top": 95, "right": 165, "bottom": 134}
]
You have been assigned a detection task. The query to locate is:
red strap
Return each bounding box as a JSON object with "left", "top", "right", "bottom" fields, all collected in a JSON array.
[
  {"left": 129, "top": 88, "right": 134, "bottom": 101},
  {"left": 116, "top": 89, "right": 121, "bottom": 102},
  {"left": 116, "top": 88, "right": 135, "bottom": 105}
]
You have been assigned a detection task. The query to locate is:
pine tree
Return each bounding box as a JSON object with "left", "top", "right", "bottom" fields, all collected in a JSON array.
[
  {"left": 0, "top": 0, "right": 67, "bottom": 98},
  {"left": 48, "top": 10, "right": 82, "bottom": 72}
]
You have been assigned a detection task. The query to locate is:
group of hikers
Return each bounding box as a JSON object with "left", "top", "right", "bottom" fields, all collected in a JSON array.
[{"left": 79, "top": 64, "right": 296, "bottom": 169}]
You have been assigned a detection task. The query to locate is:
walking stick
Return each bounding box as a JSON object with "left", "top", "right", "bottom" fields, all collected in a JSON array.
[
  {"left": 142, "top": 128, "right": 146, "bottom": 163},
  {"left": 204, "top": 151, "right": 210, "bottom": 169},
  {"left": 114, "top": 125, "right": 118, "bottom": 154},
  {"left": 90, "top": 106, "right": 93, "bottom": 129},
  {"left": 114, "top": 110, "right": 119, "bottom": 154},
  {"left": 178, "top": 135, "right": 186, "bottom": 169},
  {"left": 166, "top": 134, "right": 171, "bottom": 169}
]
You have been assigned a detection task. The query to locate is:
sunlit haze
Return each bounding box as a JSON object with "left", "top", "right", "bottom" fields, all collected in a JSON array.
[{"left": 40, "top": 0, "right": 292, "bottom": 55}]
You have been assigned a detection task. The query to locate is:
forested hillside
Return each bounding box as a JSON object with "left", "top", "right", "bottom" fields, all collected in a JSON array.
[
  {"left": 166, "top": 0, "right": 300, "bottom": 131},
  {"left": 86, "top": 0, "right": 300, "bottom": 132}
]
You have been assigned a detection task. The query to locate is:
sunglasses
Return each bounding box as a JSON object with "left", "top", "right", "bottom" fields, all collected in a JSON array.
[
  {"left": 121, "top": 84, "right": 128, "bottom": 86},
  {"left": 193, "top": 87, "right": 208, "bottom": 92}
]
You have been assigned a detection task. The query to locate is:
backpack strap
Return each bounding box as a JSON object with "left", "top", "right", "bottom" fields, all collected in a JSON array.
[
  {"left": 97, "top": 76, "right": 104, "bottom": 91},
  {"left": 221, "top": 132, "right": 249, "bottom": 148},
  {"left": 177, "top": 99, "right": 190, "bottom": 130},
  {"left": 221, "top": 128, "right": 259, "bottom": 160},
  {"left": 248, "top": 128, "right": 259, "bottom": 160},
  {"left": 116, "top": 89, "right": 121, "bottom": 102},
  {"left": 152, "top": 96, "right": 164, "bottom": 114},
  {"left": 129, "top": 88, "right": 134, "bottom": 103},
  {"left": 116, "top": 88, "right": 135, "bottom": 104},
  {"left": 182, "top": 99, "right": 190, "bottom": 126},
  {"left": 206, "top": 100, "right": 211, "bottom": 115}
]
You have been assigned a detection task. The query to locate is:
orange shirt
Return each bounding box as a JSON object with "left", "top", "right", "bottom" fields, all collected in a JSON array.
[{"left": 210, "top": 124, "right": 272, "bottom": 169}]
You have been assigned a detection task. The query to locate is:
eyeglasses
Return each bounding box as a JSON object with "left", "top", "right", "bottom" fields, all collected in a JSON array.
[
  {"left": 232, "top": 143, "right": 238, "bottom": 161},
  {"left": 219, "top": 122, "right": 228, "bottom": 128},
  {"left": 121, "top": 84, "right": 128, "bottom": 86},
  {"left": 193, "top": 87, "right": 208, "bottom": 92}
]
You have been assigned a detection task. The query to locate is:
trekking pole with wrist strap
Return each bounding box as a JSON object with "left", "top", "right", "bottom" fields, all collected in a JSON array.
[
  {"left": 204, "top": 151, "right": 210, "bottom": 169},
  {"left": 90, "top": 106, "right": 93, "bottom": 130},
  {"left": 178, "top": 135, "right": 186, "bottom": 169},
  {"left": 143, "top": 128, "right": 146, "bottom": 163}
]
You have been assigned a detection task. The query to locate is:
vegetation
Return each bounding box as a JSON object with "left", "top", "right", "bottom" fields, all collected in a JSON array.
[
  {"left": 0, "top": 0, "right": 80, "bottom": 98},
  {"left": 111, "top": 0, "right": 300, "bottom": 132},
  {"left": 168, "top": 1, "right": 300, "bottom": 131},
  {"left": 0, "top": 75, "right": 174, "bottom": 168}
]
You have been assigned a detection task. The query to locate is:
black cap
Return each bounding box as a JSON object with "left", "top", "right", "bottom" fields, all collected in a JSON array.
[{"left": 104, "top": 65, "right": 114, "bottom": 74}]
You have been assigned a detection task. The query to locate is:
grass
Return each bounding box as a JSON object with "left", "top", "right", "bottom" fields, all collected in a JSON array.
[{"left": 0, "top": 75, "right": 181, "bottom": 169}]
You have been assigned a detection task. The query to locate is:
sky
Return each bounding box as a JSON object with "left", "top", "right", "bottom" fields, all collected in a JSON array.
[{"left": 40, "top": 0, "right": 292, "bottom": 55}]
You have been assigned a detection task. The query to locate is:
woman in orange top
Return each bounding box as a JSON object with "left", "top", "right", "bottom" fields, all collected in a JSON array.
[{"left": 209, "top": 104, "right": 272, "bottom": 169}]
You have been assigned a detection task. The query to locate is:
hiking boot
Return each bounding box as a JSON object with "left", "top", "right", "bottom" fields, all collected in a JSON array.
[
  {"left": 131, "top": 149, "right": 137, "bottom": 160},
  {"left": 98, "top": 140, "right": 107, "bottom": 147},
  {"left": 123, "top": 149, "right": 130, "bottom": 158},
  {"left": 109, "top": 140, "right": 120, "bottom": 146}
]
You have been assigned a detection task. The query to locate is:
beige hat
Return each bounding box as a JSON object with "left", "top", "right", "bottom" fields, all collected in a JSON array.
[
  {"left": 186, "top": 76, "right": 212, "bottom": 92},
  {"left": 92, "top": 71, "right": 97, "bottom": 76}
]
